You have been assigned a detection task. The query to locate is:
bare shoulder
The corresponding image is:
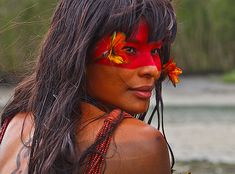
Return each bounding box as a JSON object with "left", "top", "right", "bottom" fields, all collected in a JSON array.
[
  {"left": 0, "top": 112, "right": 33, "bottom": 173},
  {"left": 106, "top": 117, "right": 171, "bottom": 174},
  {"left": 116, "top": 117, "right": 167, "bottom": 147},
  {"left": 1, "top": 112, "right": 34, "bottom": 143}
]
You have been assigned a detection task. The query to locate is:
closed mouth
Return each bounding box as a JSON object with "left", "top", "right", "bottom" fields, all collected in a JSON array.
[{"left": 129, "top": 85, "right": 154, "bottom": 99}]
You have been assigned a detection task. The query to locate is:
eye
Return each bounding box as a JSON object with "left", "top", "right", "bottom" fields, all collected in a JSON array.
[
  {"left": 151, "top": 48, "right": 160, "bottom": 56},
  {"left": 123, "top": 46, "right": 136, "bottom": 55}
]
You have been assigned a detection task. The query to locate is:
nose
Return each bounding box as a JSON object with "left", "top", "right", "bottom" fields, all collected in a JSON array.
[{"left": 138, "top": 65, "right": 161, "bottom": 80}]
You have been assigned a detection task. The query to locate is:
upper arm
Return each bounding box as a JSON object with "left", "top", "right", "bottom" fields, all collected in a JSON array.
[
  {"left": 140, "top": 127, "right": 171, "bottom": 174},
  {"left": 126, "top": 127, "right": 171, "bottom": 174},
  {"left": 0, "top": 113, "right": 33, "bottom": 173}
]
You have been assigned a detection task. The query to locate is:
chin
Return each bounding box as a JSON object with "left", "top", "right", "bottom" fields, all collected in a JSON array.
[{"left": 122, "top": 101, "right": 150, "bottom": 115}]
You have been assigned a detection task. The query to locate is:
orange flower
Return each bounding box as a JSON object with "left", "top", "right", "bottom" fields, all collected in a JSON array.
[
  {"left": 163, "top": 58, "right": 182, "bottom": 87},
  {"left": 106, "top": 32, "right": 127, "bottom": 64}
]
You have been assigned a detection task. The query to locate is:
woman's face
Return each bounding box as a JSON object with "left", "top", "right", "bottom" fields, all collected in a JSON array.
[{"left": 86, "top": 21, "right": 162, "bottom": 114}]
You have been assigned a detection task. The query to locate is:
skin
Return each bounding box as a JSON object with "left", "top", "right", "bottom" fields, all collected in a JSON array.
[
  {"left": 91, "top": 21, "right": 162, "bottom": 70},
  {"left": 80, "top": 20, "right": 171, "bottom": 173},
  {"left": 0, "top": 110, "right": 170, "bottom": 174},
  {"left": 0, "top": 21, "right": 171, "bottom": 174},
  {"left": 0, "top": 113, "right": 33, "bottom": 174},
  {"left": 87, "top": 20, "right": 162, "bottom": 114},
  {"left": 77, "top": 104, "right": 171, "bottom": 174}
]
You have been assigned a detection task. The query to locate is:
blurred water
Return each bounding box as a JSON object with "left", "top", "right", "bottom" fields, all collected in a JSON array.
[{"left": 152, "top": 105, "right": 235, "bottom": 164}]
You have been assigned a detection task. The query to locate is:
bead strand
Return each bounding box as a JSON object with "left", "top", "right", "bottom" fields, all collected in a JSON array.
[{"left": 84, "top": 110, "right": 122, "bottom": 174}]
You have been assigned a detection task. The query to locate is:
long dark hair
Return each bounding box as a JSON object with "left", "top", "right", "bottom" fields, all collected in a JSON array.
[{"left": 1, "top": 0, "right": 177, "bottom": 173}]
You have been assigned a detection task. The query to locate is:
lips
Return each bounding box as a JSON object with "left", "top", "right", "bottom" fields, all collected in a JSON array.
[{"left": 130, "top": 85, "right": 154, "bottom": 99}]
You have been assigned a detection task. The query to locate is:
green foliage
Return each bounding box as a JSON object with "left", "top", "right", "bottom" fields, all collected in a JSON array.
[
  {"left": 173, "top": 0, "right": 235, "bottom": 74},
  {"left": 0, "top": 0, "right": 235, "bottom": 80},
  {"left": 223, "top": 69, "right": 235, "bottom": 83},
  {"left": 0, "top": 0, "right": 57, "bottom": 78}
]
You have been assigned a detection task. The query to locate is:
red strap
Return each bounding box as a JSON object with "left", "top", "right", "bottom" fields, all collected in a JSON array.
[
  {"left": 0, "top": 117, "right": 12, "bottom": 144},
  {"left": 84, "top": 110, "right": 133, "bottom": 174}
]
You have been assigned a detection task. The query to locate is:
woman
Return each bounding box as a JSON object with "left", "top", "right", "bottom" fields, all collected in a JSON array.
[{"left": 0, "top": 0, "right": 181, "bottom": 173}]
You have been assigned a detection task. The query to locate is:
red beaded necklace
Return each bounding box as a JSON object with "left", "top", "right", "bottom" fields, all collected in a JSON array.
[
  {"left": 83, "top": 109, "right": 132, "bottom": 174},
  {"left": 0, "top": 110, "right": 132, "bottom": 173}
]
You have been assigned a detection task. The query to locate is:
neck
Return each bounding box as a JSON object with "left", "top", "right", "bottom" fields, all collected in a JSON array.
[
  {"left": 81, "top": 94, "right": 115, "bottom": 112},
  {"left": 80, "top": 102, "right": 107, "bottom": 124}
]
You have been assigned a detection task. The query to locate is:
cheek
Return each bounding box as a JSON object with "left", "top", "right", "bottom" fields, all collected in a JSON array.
[
  {"left": 86, "top": 65, "right": 126, "bottom": 104},
  {"left": 91, "top": 36, "right": 111, "bottom": 60},
  {"left": 117, "top": 53, "right": 162, "bottom": 70},
  {"left": 154, "top": 55, "right": 162, "bottom": 71},
  {"left": 92, "top": 53, "right": 162, "bottom": 71},
  {"left": 86, "top": 65, "right": 150, "bottom": 113}
]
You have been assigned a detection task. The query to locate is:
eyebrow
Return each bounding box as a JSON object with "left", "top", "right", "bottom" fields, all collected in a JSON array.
[
  {"left": 126, "top": 39, "right": 163, "bottom": 46},
  {"left": 126, "top": 39, "right": 142, "bottom": 43},
  {"left": 151, "top": 41, "right": 163, "bottom": 46}
]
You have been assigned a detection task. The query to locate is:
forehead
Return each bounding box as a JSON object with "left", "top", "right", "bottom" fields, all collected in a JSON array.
[
  {"left": 92, "top": 20, "right": 159, "bottom": 55},
  {"left": 128, "top": 20, "right": 150, "bottom": 43}
]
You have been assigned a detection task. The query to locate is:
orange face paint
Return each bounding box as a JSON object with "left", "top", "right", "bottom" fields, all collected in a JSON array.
[{"left": 91, "top": 20, "right": 162, "bottom": 71}]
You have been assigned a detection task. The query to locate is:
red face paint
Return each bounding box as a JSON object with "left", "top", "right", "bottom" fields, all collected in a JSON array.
[{"left": 91, "top": 20, "right": 162, "bottom": 71}]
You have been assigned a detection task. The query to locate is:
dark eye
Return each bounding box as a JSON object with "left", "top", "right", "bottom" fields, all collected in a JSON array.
[
  {"left": 123, "top": 46, "right": 136, "bottom": 55},
  {"left": 151, "top": 48, "right": 160, "bottom": 56}
]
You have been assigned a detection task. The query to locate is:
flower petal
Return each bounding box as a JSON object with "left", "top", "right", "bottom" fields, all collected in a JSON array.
[
  {"left": 108, "top": 55, "right": 125, "bottom": 64},
  {"left": 105, "top": 32, "right": 127, "bottom": 64},
  {"left": 163, "top": 58, "right": 182, "bottom": 87}
]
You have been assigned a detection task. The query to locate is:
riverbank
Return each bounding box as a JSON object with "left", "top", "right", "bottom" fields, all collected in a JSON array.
[
  {"left": 162, "top": 75, "right": 235, "bottom": 107},
  {"left": 1, "top": 76, "right": 235, "bottom": 108},
  {"left": 174, "top": 160, "right": 235, "bottom": 174}
]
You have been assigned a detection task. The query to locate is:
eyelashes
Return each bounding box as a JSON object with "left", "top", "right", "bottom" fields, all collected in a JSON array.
[
  {"left": 122, "top": 46, "right": 160, "bottom": 56},
  {"left": 151, "top": 48, "right": 160, "bottom": 56},
  {"left": 122, "top": 46, "right": 136, "bottom": 55}
]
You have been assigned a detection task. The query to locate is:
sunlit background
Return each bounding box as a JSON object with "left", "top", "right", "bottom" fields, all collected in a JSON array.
[{"left": 0, "top": 0, "right": 235, "bottom": 174}]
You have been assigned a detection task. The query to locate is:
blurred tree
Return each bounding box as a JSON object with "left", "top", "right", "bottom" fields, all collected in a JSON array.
[
  {"left": 0, "top": 0, "right": 57, "bottom": 82},
  {"left": 0, "top": 0, "right": 235, "bottom": 81},
  {"left": 174, "top": 0, "right": 235, "bottom": 74}
]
